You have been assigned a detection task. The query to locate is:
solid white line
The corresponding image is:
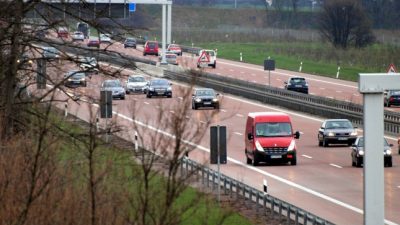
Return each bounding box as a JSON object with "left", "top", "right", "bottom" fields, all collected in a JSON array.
[
  {"left": 327, "top": 96, "right": 334, "bottom": 99},
  {"left": 234, "top": 132, "right": 243, "bottom": 136},
  {"left": 185, "top": 116, "right": 190, "bottom": 119},
  {"left": 144, "top": 102, "right": 150, "bottom": 105},
  {"left": 302, "top": 155, "right": 313, "bottom": 159},
  {"left": 178, "top": 97, "right": 183, "bottom": 100},
  {"left": 221, "top": 109, "right": 227, "bottom": 112},
  {"left": 300, "top": 131, "right": 305, "bottom": 134},
  {"left": 236, "top": 113, "right": 244, "bottom": 117},
  {"left": 330, "top": 164, "right": 343, "bottom": 169},
  {"left": 218, "top": 60, "right": 358, "bottom": 89}
]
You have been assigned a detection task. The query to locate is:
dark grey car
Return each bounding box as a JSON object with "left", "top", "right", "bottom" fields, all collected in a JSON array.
[
  {"left": 101, "top": 80, "right": 125, "bottom": 100},
  {"left": 124, "top": 38, "right": 137, "bottom": 49},
  {"left": 351, "top": 136, "right": 393, "bottom": 167},
  {"left": 145, "top": 79, "right": 172, "bottom": 98},
  {"left": 191, "top": 88, "right": 220, "bottom": 110},
  {"left": 318, "top": 119, "right": 357, "bottom": 147},
  {"left": 64, "top": 71, "right": 87, "bottom": 87}
]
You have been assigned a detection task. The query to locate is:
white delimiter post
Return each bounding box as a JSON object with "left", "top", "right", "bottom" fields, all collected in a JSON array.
[
  {"left": 161, "top": 4, "right": 167, "bottom": 64},
  {"left": 167, "top": 4, "right": 172, "bottom": 45},
  {"left": 358, "top": 73, "right": 400, "bottom": 225}
]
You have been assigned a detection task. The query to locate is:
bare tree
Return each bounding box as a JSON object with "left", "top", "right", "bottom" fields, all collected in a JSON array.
[{"left": 318, "top": 0, "right": 375, "bottom": 49}]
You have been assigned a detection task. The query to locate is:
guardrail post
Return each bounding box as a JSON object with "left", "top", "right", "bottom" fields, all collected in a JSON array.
[
  {"left": 64, "top": 102, "right": 68, "bottom": 117},
  {"left": 256, "top": 192, "right": 260, "bottom": 212},
  {"left": 229, "top": 179, "right": 233, "bottom": 198},
  {"left": 287, "top": 205, "right": 291, "bottom": 225},
  {"left": 295, "top": 209, "right": 299, "bottom": 225},
  {"left": 207, "top": 169, "right": 210, "bottom": 187},
  {"left": 279, "top": 201, "right": 282, "bottom": 220},
  {"left": 271, "top": 199, "right": 275, "bottom": 218},
  {"left": 304, "top": 212, "right": 308, "bottom": 225}
]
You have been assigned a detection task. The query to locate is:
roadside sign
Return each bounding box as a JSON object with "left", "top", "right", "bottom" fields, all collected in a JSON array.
[
  {"left": 129, "top": 3, "right": 136, "bottom": 12},
  {"left": 198, "top": 50, "right": 210, "bottom": 68},
  {"left": 100, "top": 90, "right": 112, "bottom": 118},
  {"left": 387, "top": 63, "right": 397, "bottom": 74},
  {"left": 264, "top": 59, "right": 275, "bottom": 71}
]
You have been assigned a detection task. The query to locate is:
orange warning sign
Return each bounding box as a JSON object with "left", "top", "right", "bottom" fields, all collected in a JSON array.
[{"left": 387, "top": 63, "right": 397, "bottom": 74}]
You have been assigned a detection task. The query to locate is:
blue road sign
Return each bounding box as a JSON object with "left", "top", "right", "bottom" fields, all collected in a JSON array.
[{"left": 129, "top": 3, "right": 136, "bottom": 12}]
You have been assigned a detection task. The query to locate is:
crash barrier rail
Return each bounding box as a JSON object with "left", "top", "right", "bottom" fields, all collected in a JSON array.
[
  {"left": 180, "top": 157, "right": 334, "bottom": 225},
  {"left": 164, "top": 70, "right": 400, "bottom": 135}
]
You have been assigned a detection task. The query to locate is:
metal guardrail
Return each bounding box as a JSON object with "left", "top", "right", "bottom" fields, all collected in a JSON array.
[
  {"left": 164, "top": 70, "right": 400, "bottom": 136},
  {"left": 180, "top": 157, "right": 334, "bottom": 225}
]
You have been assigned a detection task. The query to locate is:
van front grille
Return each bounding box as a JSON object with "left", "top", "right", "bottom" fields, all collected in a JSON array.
[{"left": 263, "top": 147, "right": 288, "bottom": 154}]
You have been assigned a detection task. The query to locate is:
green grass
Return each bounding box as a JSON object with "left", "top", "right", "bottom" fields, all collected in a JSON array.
[
  {"left": 52, "top": 114, "right": 254, "bottom": 225},
  {"left": 193, "top": 42, "right": 397, "bottom": 82}
]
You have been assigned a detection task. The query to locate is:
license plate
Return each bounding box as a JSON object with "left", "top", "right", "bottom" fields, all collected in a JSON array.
[
  {"left": 270, "top": 155, "right": 282, "bottom": 159},
  {"left": 157, "top": 92, "right": 164, "bottom": 95},
  {"left": 338, "top": 137, "right": 348, "bottom": 140},
  {"left": 295, "top": 85, "right": 302, "bottom": 88},
  {"left": 204, "top": 102, "right": 211, "bottom": 105}
]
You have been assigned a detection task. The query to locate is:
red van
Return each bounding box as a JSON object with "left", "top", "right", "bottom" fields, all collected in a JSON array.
[
  {"left": 244, "top": 112, "right": 300, "bottom": 166},
  {"left": 143, "top": 41, "right": 159, "bottom": 56}
]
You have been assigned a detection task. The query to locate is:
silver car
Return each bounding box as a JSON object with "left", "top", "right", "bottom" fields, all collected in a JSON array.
[
  {"left": 318, "top": 119, "right": 357, "bottom": 147},
  {"left": 72, "top": 31, "right": 84, "bottom": 41},
  {"left": 125, "top": 75, "right": 147, "bottom": 94},
  {"left": 101, "top": 80, "right": 125, "bottom": 100}
]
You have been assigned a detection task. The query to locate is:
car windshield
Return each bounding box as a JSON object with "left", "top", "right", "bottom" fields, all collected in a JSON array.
[
  {"left": 290, "top": 78, "right": 306, "bottom": 84},
  {"left": 126, "top": 38, "right": 136, "bottom": 42},
  {"left": 44, "top": 47, "right": 58, "bottom": 54},
  {"left": 255, "top": 122, "right": 292, "bottom": 137},
  {"left": 74, "top": 32, "right": 82, "bottom": 35},
  {"left": 147, "top": 42, "right": 157, "bottom": 48},
  {"left": 325, "top": 120, "right": 353, "bottom": 129},
  {"left": 166, "top": 54, "right": 176, "bottom": 59},
  {"left": 169, "top": 44, "right": 179, "bottom": 48},
  {"left": 389, "top": 90, "right": 400, "bottom": 95},
  {"left": 67, "top": 72, "right": 85, "bottom": 78},
  {"left": 196, "top": 89, "right": 215, "bottom": 96},
  {"left": 357, "top": 137, "right": 389, "bottom": 147},
  {"left": 205, "top": 51, "right": 215, "bottom": 56},
  {"left": 103, "top": 81, "right": 121, "bottom": 87},
  {"left": 150, "top": 79, "right": 168, "bottom": 86},
  {"left": 128, "top": 77, "right": 145, "bottom": 82}
]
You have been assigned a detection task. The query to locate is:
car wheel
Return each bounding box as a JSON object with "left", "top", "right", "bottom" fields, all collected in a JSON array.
[
  {"left": 191, "top": 102, "right": 195, "bottom": 110},
  {"left": 290, "top": 155, "right": 297, "bottom": 165},
  {"left": 252, "top": 154, "right": 259, "bottom": 166},
  {"left": 126, "top": 91, "right": 130, "bottom": 94},
  {"left": 143, "top": 53, "right": 146, "bottom": 56},
  {"left": 387, "top": 160, "right": 393, "bottom": 167},
  {"left": 347, "top": 141, "right": 353, "bottom": 146},
  {"left": 146, "top": 94, "right": 151, "bottom": 98},
  {"left": 352, "top": 158, "right": 356, "bottom": 167},
  {"left": 323, "top": 138, "right": 329, "bottom": 147},
  {"left": 246, "top": 155, "right": 252, "bottom": 164},
  {"left": 215, "top": 104, "right": 220, "bottom": 110},
  {"left": 318, "top": 136, "right": 323, "bottom": 146},
  {"left": 356, "top": 158, "right": 362, "bottom": 167},
  {"left": 121, "top": 96, "right": 125, "bottom": 100},
  {"left": 193, "top": 104, "right": 198, "bottom": 110},
  {"left": 197, "top": 64, "right": 200, "bottom": 68},
  {"left": 212, "top": 62, "right": 216, "bottom": 68}
]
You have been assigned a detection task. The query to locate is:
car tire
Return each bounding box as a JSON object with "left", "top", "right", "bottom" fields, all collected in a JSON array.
[
  {"left": 143, "top": 53, "right": 146, "bottom": 56},
  {"left": 193, "top": 104, "right": 198, "bottom": 110},
  {"left": 356, "top": 158, "right": 362, "bottom": 167},
  {"left": 352, "top": 159, "right": 356, "bottom": 167},
  {"left": 252, "top": 154, "right": 259, "bottom": 166},
  {"left": 290, "top": 156, "right": 297, "bottom": 166},
  {"left": 126, "top": 91, "right": 130, "bottom": 94},
  {"left": 212, "top": 62, "right": 216, "bottom": 69},
  {"left": 318, "top": 136, "right": 323, "bottom": 146},
  {"left": 191, "top": 103, "right": 195, "bottom": 110},
  {"left": 121, "top": 96, "right": 125, "bottom": 100},
  {"left": 246, "top": 155, "right": 252, "bottom": 164},
  {"left": 146, "top": 94, "right": 151, "bottom": 98},
  {"left": 215, "top": 104, "right": 220, "bottom": 110},
  {"left": 323, "top": 138, "right": 329, "bottom": 147},
  {"left": 387, "top": 160, "right": 393, "bottom": 167}
]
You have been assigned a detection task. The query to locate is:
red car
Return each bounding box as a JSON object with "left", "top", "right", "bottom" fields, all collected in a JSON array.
[
  {"left": 57, "top": 27, "right": 69, "bottom": 38},
  {"left": 87, "top": 38, "right": 100, "bottom": 48},
  {"left": 167, "top": 44, "right": 182, "bottom": 56},
  {"left": 143, "top": 41, "right": 159, "bottom": 56}
]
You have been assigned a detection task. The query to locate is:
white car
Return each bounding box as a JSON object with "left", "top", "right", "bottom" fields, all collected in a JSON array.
[
  {"left": 72, "top": 31, "right": 84, "bottom": 41},
  {"left": 99, "top": 34, "right": 111, "bottom": 43},
  {"left": 197, "top": 49, "right": 217, "bottom": 68},
  {"left": 125, "top": 75, "right": 147, "bottom": 94}
]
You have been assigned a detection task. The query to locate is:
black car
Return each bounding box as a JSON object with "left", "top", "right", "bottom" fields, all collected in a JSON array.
[
  {"left": 124, "top": 38, "right": 137, "bottom": 49},
  {"left": 318, "top": 119, "right": 357, "bottom": 147},
  {"left": 64, "top": 71, "right": 87, "bottom": 87},
  {"left": 145, "top": 79, "right": 172, "bottom": 98},
  {"left": 284, "top": 77, "right": 309, "bottom": 94},
  {"left": 191, "top": 88, "right": 220, "bottom": 110},
  {"left": 384, "top": 90, "right": 400, "bottom": 107},
  {"left": 351, "top": 136, "right": 393, "bottom": 167}
]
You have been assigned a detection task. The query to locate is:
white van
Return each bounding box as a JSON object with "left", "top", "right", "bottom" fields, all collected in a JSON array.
[{"left": 197, "top": 49, "right": 217, "bottom": 68}]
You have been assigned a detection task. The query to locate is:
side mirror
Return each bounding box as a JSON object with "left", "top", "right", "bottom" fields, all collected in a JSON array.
[
  {"left": 389, "top": 144, "right": 394, "bottom": 147},
  {"left": 320, "top": 127, "right": 324, "bottom": 130},
  {"left": 170, "top": 83, "right": 173, "bottom": 86},
  {"left": 247, "top": 133, "right": 253, "bottom": 140},
  {"left": 294, "top": 131, "right": 300, "bottom": 139}
]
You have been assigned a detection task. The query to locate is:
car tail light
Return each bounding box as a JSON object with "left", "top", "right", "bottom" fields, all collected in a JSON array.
[{"left": 390, "top": 96, "right": 394, "bottom": 102}]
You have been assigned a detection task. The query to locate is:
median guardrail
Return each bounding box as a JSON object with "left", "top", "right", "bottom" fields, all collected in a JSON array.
[
  {"left": 164, "top": 70, "right": 400, "bottom": 135},
  {"left": 180, "top": 157, "right": 334, "bottom": 225}
]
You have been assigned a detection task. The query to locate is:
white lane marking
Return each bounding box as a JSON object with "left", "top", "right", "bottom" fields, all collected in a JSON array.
[
  {"left": 53, "top": 85, "right": 397, "bottom": 225},
  {"left": 345, "top": 100, "right": 350, "bottom": 102},
  {"left": 320, "top": 87, "right": 326, "bottom": 90},
  {"left": 330, "top": 164, "right": 343, "bottom": 169},
  {"left": 170, "top": 110, "right": 175, "bottom": 114},
  {"left": 327, "top": 96, "right": 334, "bottom": 99},
  {"left": 234, "top": 132, "right": 243, "bottom": 136},
  {"left": 276, "top": 78, "right": 281, "bottom": 81},
  {"left": 251, "top": 73, "right": 256, "bottom": 76},
  {"left": 252, "top": 80, "right": 257, "bottom": 83},
  {"left": 178, "top": 97, "right": 183, "bottom": 100},
  {"left": 217, "top": 73, "right": 221, "bottom": 75},
  {"left": 353, "top": 94, "right": 360, "bottom": 97},
  {"left": 144, "top": 102, "right": 150, "bottom": 105},
  {"left": 397, "top": 186, "right": 400, "bottom": 189},
  {"left": 300, "top": 131, "right": 304, "bottom": 134},
  {"left": 221, "top": 109, "right": 227, "bottom": 112},
  {"left": 113, "top": 111, "right": 399, "bottom": 225},
  {"left": 199, "top": 121, "right": 206, "bottom": 124},
  {"left": 185, "top": 116, "right": 190, "bottom": 119},
  {"left": 236, "top": 113, "right": 244, "bottom": 117},
  {"left": 310, "top": 92, "right": 315, "bottom": 95},
  {"left": 218, "top": 60, "right": 358, "bottom": 89},
  {"left": 302, "top": 155, "right": 313, "bottom": 159},
  {"left": 336, "top": 90, "right": 343, "bottom": 93}
]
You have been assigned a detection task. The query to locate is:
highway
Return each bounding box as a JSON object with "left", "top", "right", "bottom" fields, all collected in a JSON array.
[{"left": 33, "top": 37, "right": 400, "bottom": 225}]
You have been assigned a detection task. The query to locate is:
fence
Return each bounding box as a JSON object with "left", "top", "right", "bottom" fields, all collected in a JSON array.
[
  {"left": 165, "top": 70, "right": 400, "bottom": 136},
  {"left": 180, "top": 157, "right": 334, "bottom": 225}
]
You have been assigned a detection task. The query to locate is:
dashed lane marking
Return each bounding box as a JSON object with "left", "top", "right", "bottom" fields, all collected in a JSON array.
[
  {"left": 178, "top": 97, "right": 183, "bottom": 100},
  {"left": 221, "top": 109, "right": 227, "bottom": 112},
  {"left": 330, "top": 164, "right": 343, "bottom": 169},
  {"left": 302, "top": 155, "right": 313, "bottom": 159},
  {"left": 144, "top": 102, "right": 150, "bottom": 105},
  {"left": 199, "top": 121, "right": 206, "bottom": 124},
  {"left": 234, "top": 132, "right": 243, "bottom": 136},
  {"left": 236, "top": 113, "right": 244, "bottom": 117},
  {"left": 185, "top": 116, "right": 190, "bottom": 119}
]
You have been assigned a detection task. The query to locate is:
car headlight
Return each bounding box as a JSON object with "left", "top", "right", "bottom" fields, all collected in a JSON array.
[
  {"left": 287, "top": 139, "right": 296, "bottom": 152},
  {"left": 68, "top": 78, "right": 73, "bottom": 81},
  {"left": 327, "top": 132, "right": 335, "bottom": 137},
  {"left": 167, "top": 87, "right": 172, "bottom": 91},
  {"left": 385, "top": 149, "right": 392, "bottom": 155},
  {"left": 255, "top": 140, "right": 264, "bottom": 152},
  {"left": 149, "top": 87, "right": 154, "bottom": 91},
  {"left": 359, "top": 150, "right": 364, "bottom": 156},
  {"left": 351, "top": 130, "right": 357, "bottom": 136},
  {"left": 80, "top": 78, "right": 85, "bottom": 81},
  {"left": 212, "top": 98, "right": 218, "bottom": 102},
  {"left": 195, "top": 98, "right": 202, "bottom": 103}
]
